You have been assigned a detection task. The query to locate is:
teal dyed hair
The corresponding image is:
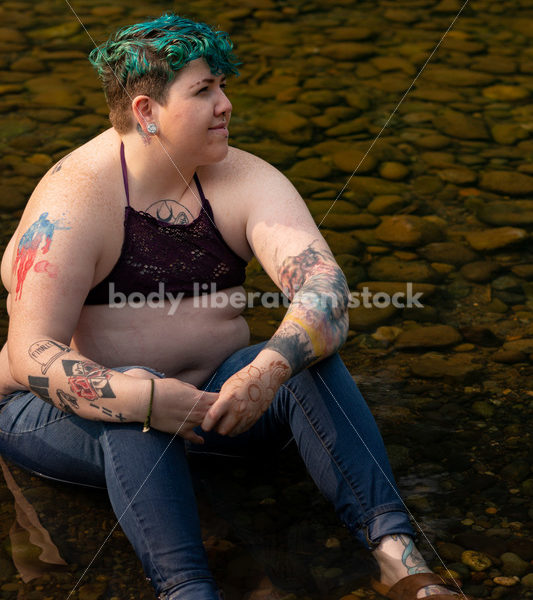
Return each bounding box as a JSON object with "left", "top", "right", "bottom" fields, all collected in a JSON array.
[{"left": 88, "top": 13, "right": 240, "bottom": 132}]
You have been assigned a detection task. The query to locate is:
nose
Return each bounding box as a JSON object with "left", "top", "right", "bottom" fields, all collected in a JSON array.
[{"left": 216, "top": 89, "right": 232, "bottom": 117}]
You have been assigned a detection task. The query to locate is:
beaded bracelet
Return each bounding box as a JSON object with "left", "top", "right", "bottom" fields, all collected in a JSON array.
[{"left": 142, "top": 378, "right": 155, "bottom": 433}]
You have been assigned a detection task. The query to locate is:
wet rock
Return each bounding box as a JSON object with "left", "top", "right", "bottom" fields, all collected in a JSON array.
[
  {"left": 413, "top": 134, "right": 452, "bottom": 150},
  {"left": 436, "top": 541, "right": 465, "bottom": 562},
  {"left": 252, "top": 110, "right": 310, "bottom": 144},
  {"left": 481, "top": 171, "right": 533, "bottom": 196},
  {"left": 433, "top": 109, "right": 490, "bottom": 140},
  {"left": 317, "top": 213, "right": 379, "bottom": 230},
  {"left": 412, "top": 175, "right": 444, "bottom": 196},
  {"left": 331, "top": 149, "right": 377, "bottom": 174},
  {"left": 491, "top": 123, "right": 529, "bottom": 146},
  {"left": 462, "top": 550, "right": 493, "bottom": 571},
  {"left": 483, "top": 85, "right": 530, "bottom": 101},
  {"left": 500, "top": 552, "right": 530, "bottom": 577},
  {"left": 78, "top": 582, "right": 107, "bottom": 600},
  {"left": 352, "top": 176, "right": 404, "bottom": 196},
  {"left": 28, "top": 21, "right": 81, "bottom": 40},
  {"left": 459, "top": 329, "right": 501, "bottom": 351},
  {"left": 375, "top": 216, "right": 444, "bottom": 248},
  {"left": 502, "top": 339, "right": 533, "bottom": 354},
  {"left": 410, "top": 353, "right": 482, "bottom": 381},
  {"left": 460, "top": 260, "right": 501, "bottom": 283},
  {"left": 523, "top": 573, "right": 533, "bottom": 589},
  {"left": 322, "top": 230, "right": 361, "bottom": 255},
  {"left": 424, "top": 66, "right": 495, "bottom": 87},
  {"left": 10, "top": 57, "right": 45, "bottom": 72},
  {"left": 368, "top": 257, "right": 441, "bottom": 283},
  {"left": 476, "top": 200, "right": 533, "bottom": 226},
  {"left": 437, "top": 166, "right": 477, "bottom": 185},
  {"left": 491, "top": 349, "right": 527, "bottom": 363},
  {"left": 348, "top": 304, "right": 398, "bottom": 331},
  {"left": 471, "top": 400, "right": 494, "bottom": 418},
  {"left": 465, "top": 227, "right": 528, "bottom": 251},
  {"left": 395, "top": 325, "right": 462, "bottom": 350},
  {"left": 356, "top": 281, "right": 436, "bottom": 299},
  {"left": 472, "top": 55, "right": 517, "bottom": 74},
  {"left": 367, "top": 195, "right": 406, "bottom": 215},
  {"left": 321, "top": 42, "right": 375, "bottom": 61},
  {"left": 287, "top": 158, "right": 332, "bottom": 179},
  {"left": 379, "top": 162, "right": 409, "bottom": 181},
  {"left": 511, "top": 264, "right": 533, "bottom": 279},
  {"left": 419, "top": 242, "right": 477, "bottom": 266}
]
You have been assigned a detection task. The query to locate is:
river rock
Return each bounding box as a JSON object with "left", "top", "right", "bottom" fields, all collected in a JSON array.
[
  {"left": 375, "top": 215, "right": 444, "bottom": 248},
  {"left": 348, "top": 304, "right": 398, "bottom": 331},
  {"left": 419, "top": 242, "right": 477, "bottom": 265},
  {"left": 491, "top": 123, "right": 529, "bottom": 146},
  {"left": 460, "top": 260, "right": 501, "bottom": 282},
  {"left": 410, "top": 353, "right": 482, "bottom": 380},
  {"left": 476, "top": 200, "right": 533, "bottom": 226},
  {"left": 356, "top": 281, "right": 436, "bottom": 299},
  {"left": 465, "top": 227, "right": 528, "bottom": 251},
  {"left": 331, "top": 149, "right": 377, "bottom": 174},
  {"left": 424, "top": 66, "right": 495, "bottom": 87},
  {"left": 368, "top": 257, "right": 441, "bottom": 283},
  {"left": 491, "top": 349, "right": 527, "bottom": 363},
  {"left": 287, "top": 158, "right": 332, "bottom": 179},
  {"left": 472, "top": 55, "right": 517, "bottom": 74},
  {"left": 523, "top": 573, "right": 533, "bottom": 589},
  {"left": 483, "top": 85, "right": 530, "bottom": 101},
  {"left": 500, "top": 552, "right": 530, "bottom": 577},
  {"left": 322, "top": 230, "right": 361, "bottom": 255},
  {"left": 433, "top": 109, "right": 490, "bottom": 140},
  {"left": 480, "top": 171, "right": 533, "bottom": 196},
  {"left": 317, "top": 213, "right": 379, "bottom": 230},
  {"left": 379, "top": 161, "right": 409, "bottom": 180},
  {"left": 321, "top": 42, "right": 375, "bottom": 61},
  {"left": 367, "top": 195, "right": 406, "bottom": 215},
  {"left": 462, "top": 550, "right": 493, "bottom": 571},
  {"left": 395, "top": 325, "right": 461, "bottom": 349},
  {"left": 252, "top": 110, "right": 310, "bottom": 144},
  {"left": 503, "top": 339, "right": 533, "bottom": 354}
]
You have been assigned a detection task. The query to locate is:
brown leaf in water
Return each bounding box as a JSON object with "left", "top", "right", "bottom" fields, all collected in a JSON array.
[{"left": 0, "top": 457, "right": 67, "bottom": 582}]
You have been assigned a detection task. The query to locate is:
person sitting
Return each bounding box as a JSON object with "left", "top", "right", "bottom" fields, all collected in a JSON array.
[{"left": 0, "top": 13, "right": 468, "bottom": 600}]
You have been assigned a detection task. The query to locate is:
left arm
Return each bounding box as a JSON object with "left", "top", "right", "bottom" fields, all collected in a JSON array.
[{"left": 202, "top": 152, "right": 349, "bottom": 435}]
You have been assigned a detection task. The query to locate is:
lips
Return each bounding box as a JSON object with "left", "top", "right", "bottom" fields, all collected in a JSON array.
[{"left": 209, "top": 123, "right": 227, "bottom": 130}]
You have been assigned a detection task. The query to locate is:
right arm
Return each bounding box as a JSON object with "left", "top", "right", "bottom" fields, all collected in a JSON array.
[{"left": 6, "top": 159, "right": 215, "bottom": 441}]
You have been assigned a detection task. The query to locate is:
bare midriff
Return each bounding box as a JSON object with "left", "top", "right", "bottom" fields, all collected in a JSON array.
[{"left": 0, "top": 286, "right": 250, "bottom": 395}]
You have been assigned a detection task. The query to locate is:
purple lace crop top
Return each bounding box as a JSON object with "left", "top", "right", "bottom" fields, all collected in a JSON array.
[{"left": 84, "top": 144, "right": 247, "bottom": 305}]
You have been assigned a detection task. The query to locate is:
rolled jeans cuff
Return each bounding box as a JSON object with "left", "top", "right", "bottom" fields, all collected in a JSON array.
[{"left": 346, "top": 503, "right": 414, "bottom": 549}]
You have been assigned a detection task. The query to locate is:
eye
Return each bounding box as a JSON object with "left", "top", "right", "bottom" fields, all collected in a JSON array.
[{"left": 197, "top": 86, "right": 208, "bottom": 94}]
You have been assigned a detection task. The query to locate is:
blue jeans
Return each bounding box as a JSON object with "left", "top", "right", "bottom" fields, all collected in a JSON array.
[{"left": 0, "top": 343, "right": 413, "bottom": 599}]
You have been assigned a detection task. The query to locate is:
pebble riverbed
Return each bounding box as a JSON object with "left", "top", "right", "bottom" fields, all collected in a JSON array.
[{"left": 0, "top": 0, "right": 532, "bottom": 598}]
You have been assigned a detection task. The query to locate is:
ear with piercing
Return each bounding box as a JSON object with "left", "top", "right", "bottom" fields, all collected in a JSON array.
[{"left": 147, "top": 123, "right": 158, "bottom": 135}]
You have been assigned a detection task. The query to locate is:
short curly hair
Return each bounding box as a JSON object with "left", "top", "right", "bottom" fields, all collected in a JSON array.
[{"left": 88, "top": 13, "right": 240, "bottom": 133}]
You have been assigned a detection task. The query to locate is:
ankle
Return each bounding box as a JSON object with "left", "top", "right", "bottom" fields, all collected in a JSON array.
[{"left": 373, "top": 534, "right": 431, "bottom": 586}]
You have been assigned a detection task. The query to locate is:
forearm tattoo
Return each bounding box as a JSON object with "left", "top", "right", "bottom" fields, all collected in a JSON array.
[
  {"left": 265, "top": 241, "right": 349, "bottom": 374},
  {"left": 27, "top": 344, "right": 125, "bottom": 421}
]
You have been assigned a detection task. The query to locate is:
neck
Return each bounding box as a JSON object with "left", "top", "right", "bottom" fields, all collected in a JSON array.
[{"left": 119, "top": 130, "right": 198, "bottom": 206}]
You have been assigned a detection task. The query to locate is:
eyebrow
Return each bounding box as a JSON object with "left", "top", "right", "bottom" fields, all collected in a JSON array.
[{"left": 189, "top": 76, "right": 226, "bottom": 89}]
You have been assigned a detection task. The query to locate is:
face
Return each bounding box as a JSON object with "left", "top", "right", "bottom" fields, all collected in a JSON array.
[{"left": 154, "top": 58, "right": 233, "bottom": 165}]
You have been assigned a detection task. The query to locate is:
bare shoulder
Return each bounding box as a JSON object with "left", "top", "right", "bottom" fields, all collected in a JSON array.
[
  {"left": 207, "top": 146, "right": 303, "bottom": 208},
  {"left": 2, "top": 129, "right": 123, "bottom": 291}
]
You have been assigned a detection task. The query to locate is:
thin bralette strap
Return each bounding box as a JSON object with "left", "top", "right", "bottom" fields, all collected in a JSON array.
[
  {"left": 193, "top": 173, "right": 207, "bottom": 206},
  {"left": 120, "top": 142, "right": 130, "bottom": 207}
]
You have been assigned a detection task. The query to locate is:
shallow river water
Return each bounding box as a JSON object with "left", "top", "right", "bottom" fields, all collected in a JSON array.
[{"left": 0, "top": 0, "right": 532, "bottom": 599}]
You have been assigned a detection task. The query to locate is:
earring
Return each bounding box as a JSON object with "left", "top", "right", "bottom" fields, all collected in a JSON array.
[{"left": 147, "top": 123, "right": 158, "bottom": 135}]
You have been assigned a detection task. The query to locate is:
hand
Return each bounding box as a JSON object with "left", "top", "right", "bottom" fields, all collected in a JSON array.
[
  {"left": 201, "top": 359, "right": 290, "bottom": 437},
  {"left": 149, "top": 377, "right": 218, "bottom": 443}
]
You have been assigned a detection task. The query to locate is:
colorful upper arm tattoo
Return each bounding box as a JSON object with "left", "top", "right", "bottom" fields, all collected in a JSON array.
[
  {"left": 14, "top": 212, "right": 70, "bottom": 300},
  {"left": 265, "top": 240, "right": 349, "bottom": 374}
]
